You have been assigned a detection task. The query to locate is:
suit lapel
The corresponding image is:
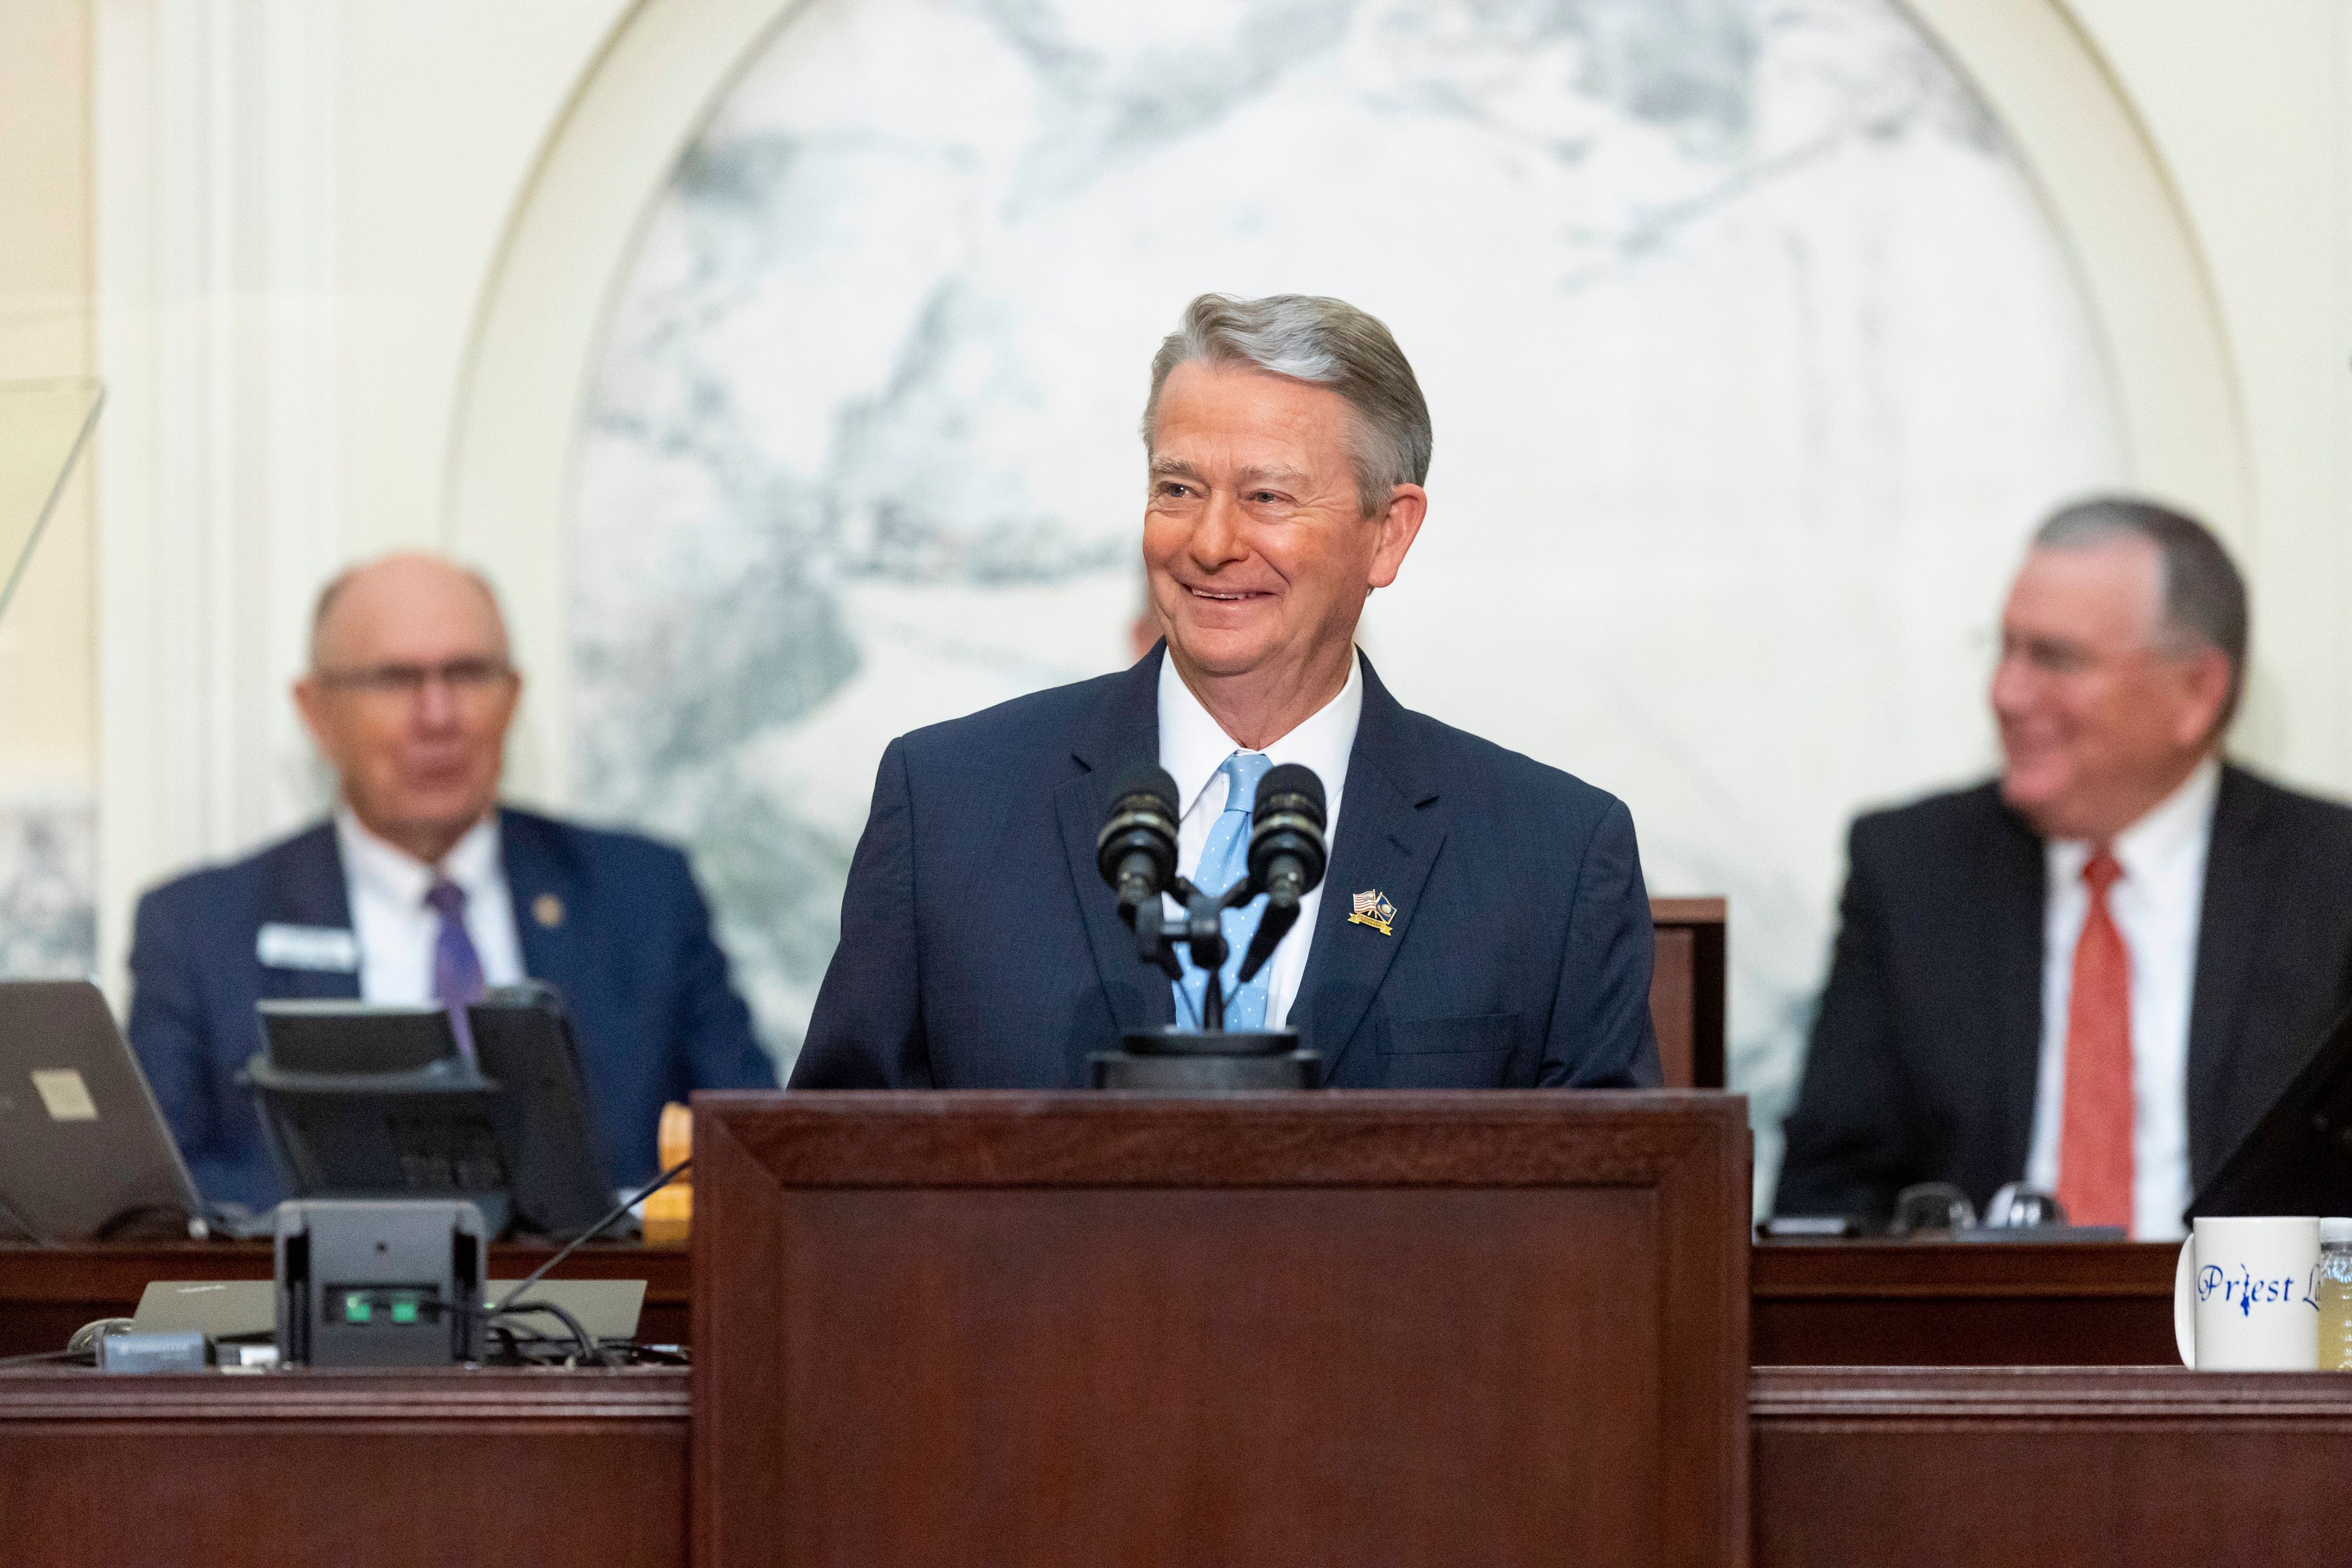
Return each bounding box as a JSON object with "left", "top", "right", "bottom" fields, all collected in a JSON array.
[
  {"left": 1292, "top": 657, "right": 1443, "bottom": 1083},
  {"left": 2185, "top": 766, "right": 2277, "bottom": 1183},
  {"left": 1984, "top": 797, "right": 2047, "bottom": 1180},
  {"left": 501, "top": 810, "right": 591, "bottom": 1004},
  {"left": 257, "top": 823, "right": 362, "bottom": 1002},
  {"left": 1054, "top": 649, "right": 1174, "bottom": 1036}
]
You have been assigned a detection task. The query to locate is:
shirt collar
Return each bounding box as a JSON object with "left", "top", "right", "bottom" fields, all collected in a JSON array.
[
  {"left": 2048, "top": 756, "right": 2221, "bottom": 885},
  {"left": 334, "top": 804, "right": 503, "bottom": 911},
  {"left": 1157, "top": 652, "right": 1365, "bottom": 816}
]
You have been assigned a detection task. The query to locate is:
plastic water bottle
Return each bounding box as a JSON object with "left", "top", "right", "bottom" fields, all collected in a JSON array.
[{"left": 2320, "top": 1218, "right": 2352, "bottom": 1371}]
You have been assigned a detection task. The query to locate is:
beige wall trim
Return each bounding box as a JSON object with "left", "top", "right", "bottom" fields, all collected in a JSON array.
[
  {"left": 443, "top": 0, "right": 814, "bottom": 811},
  {"left": 94, "top": 0, "right": 344, "bottom": 995},
  {"left": 1911, "top": 0, "right": 2248, "bottom": 529}
]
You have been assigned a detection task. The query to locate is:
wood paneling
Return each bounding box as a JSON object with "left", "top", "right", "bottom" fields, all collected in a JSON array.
[
  {"left": 695, "top": 1090, "right": 1751, "bottom": 1568},
  {"left": 1752, "top": 1367, "right": 2352, "bottom": 1565},
  {"left": 1649, "top": 897, "right": 1726, "bottom": 1089},
  {"left": 1752, "top": 1240, "right": 2178, "bottom": 1365},
  {"left": 0, "top": 1367, "right": 688, "bottom": 1567}
]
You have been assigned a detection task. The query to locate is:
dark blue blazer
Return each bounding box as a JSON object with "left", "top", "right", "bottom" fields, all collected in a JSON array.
[
  {"left": 793, "top": 647, "right": 1660, "bottom": 1090},
  {"left": 126, "top": 807, "right": 777, "bottom": 1207}
]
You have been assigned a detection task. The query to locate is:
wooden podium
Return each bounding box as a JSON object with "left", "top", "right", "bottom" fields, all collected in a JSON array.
[{"left": 692, "top": 1091, "right": 1749, "bottom": 1567}]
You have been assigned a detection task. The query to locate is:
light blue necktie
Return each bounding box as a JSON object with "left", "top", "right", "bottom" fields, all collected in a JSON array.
[{"left": 1174, "top": 750, "right": 1275, "bottom": 1031}]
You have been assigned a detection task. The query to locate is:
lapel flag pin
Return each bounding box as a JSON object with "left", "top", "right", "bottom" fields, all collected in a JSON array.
[
  {"left": 533, "top": 894, "right": 565, "bottom": 929},
  {"left": 1348, "top": 889, "right": 1396, "bottom": 937}
]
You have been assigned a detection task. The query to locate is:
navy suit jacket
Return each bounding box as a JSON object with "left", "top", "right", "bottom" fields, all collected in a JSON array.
[
  {"left": 792, "top": 647, "right": 1660, "bottom": 1090},
  {"left": 127, "top": 807, "right": 777, "bottom": 1207},
  {"left": 1776, "top": 766, "right": 2352, "bottom": 1226}
]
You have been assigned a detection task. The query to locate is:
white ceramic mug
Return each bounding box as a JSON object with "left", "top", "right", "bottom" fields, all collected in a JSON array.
[{"left": 2173, "top": 1215, "right": 2321, "bottom": 1369}]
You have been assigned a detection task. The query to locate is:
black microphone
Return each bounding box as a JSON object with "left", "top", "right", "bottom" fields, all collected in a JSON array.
[
  {"left": 1096, "top": 763, "right": 1180, "bottom": 911},
  {"left": 1248, "top": 763, "right": 1327, "bottom": 910}
]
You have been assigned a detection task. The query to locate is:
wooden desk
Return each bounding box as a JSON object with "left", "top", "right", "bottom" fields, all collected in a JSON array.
[
  {"left": 6, "top": 1238, "right": 2183, "bottom": 1368},
  {"left": 1752, "top": 1239, "right": 2178, "bottom": 1365},
  {"left": 9, "top": 1363, "right": 2342, "bottom": 1566},
  {"left": 0, "top": 1366, "right": 687, "bottom": 1566},
  {"left": 1753, "top": 1367, "right": 2352, "bottom": 1564},
  {"left": 1649, "top": 896, "right": 1726, "bottom": 1089},
  {"left": 0, "top": 1240, "right": 691, "bottom": 1359}
]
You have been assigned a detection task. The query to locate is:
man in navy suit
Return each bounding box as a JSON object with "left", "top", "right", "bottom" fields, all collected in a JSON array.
[
  {"left": 127, "top": 554, "right": 775, "bottom": 1208},
  {"left": 792, "top": 294, "right": 1660, "bottom": 1090}
]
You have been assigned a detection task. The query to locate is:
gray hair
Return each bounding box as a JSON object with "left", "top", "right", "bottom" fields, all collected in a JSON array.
[
  {"left": 1141, "top": 293, "right": 1432, "bottom": 516},
  {"left": 2033, "top": 495, "right": 2248, "bottom": 729}
]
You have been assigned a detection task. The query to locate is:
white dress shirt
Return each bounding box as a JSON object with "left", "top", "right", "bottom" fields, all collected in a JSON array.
[
  {"left": 1158, "top": 651, "right": 1363, "bottom": 1030},
  {"left": 335, "top": 806, "right": 526, "bottom": 1005},
  {"left": 2024, "top": 757, "right": 2220, "bottom": 1240}
]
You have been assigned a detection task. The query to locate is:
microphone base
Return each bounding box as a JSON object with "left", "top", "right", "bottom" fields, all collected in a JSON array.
[
  {"left": 1121, "top": 1026, "right": 1300, "bottom": 1058},
  {"left": 1091, "top": 1030, "right": 1319, "bottom": 1092}
]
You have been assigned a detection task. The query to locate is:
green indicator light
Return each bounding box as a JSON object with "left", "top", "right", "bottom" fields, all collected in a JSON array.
[
  {"left": 344, "top": 1296, "right": 372, "bottom": 1324},
  {"left": 390, "top": 1298, "right": 420, "bottom": 1325}
]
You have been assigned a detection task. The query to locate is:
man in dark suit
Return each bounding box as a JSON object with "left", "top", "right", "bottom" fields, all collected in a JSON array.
[
  {"left": 792, "top": 293, "right": 1659, "bottom": 1091},
  {"left": 128, "top": 555, "right": 775, "bottom": 1208},
  {"left": 1777, "top": 499, "right": 2352, "bottom": 1235}
]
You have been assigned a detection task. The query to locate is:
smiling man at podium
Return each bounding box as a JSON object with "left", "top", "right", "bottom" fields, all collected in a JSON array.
[{"left": 792, "top": 293, "right": 1660, "bottom": 1090}]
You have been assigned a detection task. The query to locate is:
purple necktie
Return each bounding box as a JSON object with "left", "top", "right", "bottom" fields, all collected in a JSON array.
[{"left": 426, "top": 878, "right": 486, "bottom": 1061}]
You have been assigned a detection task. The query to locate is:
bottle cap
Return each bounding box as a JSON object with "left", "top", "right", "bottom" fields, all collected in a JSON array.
[{"left": 2322, "top": 1217, "right": 2352, "bottom": 1245}]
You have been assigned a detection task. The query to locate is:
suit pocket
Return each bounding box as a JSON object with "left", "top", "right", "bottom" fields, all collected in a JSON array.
[{"left": 1379, "top": 1012, "right": 1520, "bottom": 1088}]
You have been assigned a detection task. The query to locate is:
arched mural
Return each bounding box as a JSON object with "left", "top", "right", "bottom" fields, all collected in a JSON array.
[{"left": 570, "top": 0, "right": 2123, "bottom": 1198}]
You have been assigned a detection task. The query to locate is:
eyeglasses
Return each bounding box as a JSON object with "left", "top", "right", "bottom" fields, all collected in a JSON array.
[
  {"left": 1996, "top": 633, "right": 2187, "bottom": 680},
  {"left": 314, "top": 657, "right": 516, "bottom": 704}
]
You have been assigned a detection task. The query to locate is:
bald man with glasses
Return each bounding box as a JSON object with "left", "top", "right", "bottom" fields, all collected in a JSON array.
[
  {"left": 1776, "top": 499, "right": 2352, "bottom": 1238},
  {"left": 126, "top": 553, "right": 775, "bottom": 1210}
]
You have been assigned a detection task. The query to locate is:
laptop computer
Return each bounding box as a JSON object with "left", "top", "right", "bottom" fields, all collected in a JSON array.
[
  {"left": 0, "top": 979, "right": 205, "bottom": 1242},
  {"left": 130, "top": 1277, "right": 646, "bottom": 1347}
]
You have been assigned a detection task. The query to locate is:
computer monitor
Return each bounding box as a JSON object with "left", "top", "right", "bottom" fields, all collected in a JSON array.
[
  {"left": 0, "top": 979, "right": 203, "bottom": 1241},
  {"left": 2189, "top": 1000, "right": 2352, "bottom": 1220},
  {"left": 246, "top": 985, "right": 616, "bottom": 1238}
]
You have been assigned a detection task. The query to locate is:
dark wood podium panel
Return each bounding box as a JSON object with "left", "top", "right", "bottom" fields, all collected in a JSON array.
[
  {"left": 1752, "top": 1366, "right": 2352, "bottom": 1565},
  {"left": 1649, "top": 896, "right": 1727, "bottom": 1090},
  {"left": 694, "top": 1091, "right": 1750, "bottom": 1568},
  {"left": 1752, "top": 1240, "right": 2179, "bottom": 1365},
  {"left": 0, "top": 1366, "right": 688, "bottom": 1566},
  {"left": 0, "top": 1240, "right": 692, "bottom": 1358}
]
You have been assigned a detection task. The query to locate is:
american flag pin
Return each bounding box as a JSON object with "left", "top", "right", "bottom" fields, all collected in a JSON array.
[{"left": 1347, "top": 889, "right": 1396, "bottom": 936}]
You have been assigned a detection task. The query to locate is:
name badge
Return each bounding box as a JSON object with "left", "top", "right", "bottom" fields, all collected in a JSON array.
[{"left": 257, "top": 922, "right": 360, "bottom": 974}]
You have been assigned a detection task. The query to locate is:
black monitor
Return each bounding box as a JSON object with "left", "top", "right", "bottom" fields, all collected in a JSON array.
[
  {"left": 2189, "top": 1000, "right": 2352, "bottom": 1220},
  {"left": 245, "top": 985, "right": 614, "bottom": 1238}
]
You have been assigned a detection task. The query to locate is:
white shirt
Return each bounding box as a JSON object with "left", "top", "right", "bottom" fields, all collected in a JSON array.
[
  {"left": 1158, "top": 652, "right": 1363, "bottom": 1030},
  {"left": 2024, "top": 757, "right": 2220, "bottom": 1240},
  {"left": 335, "top": 805, "right": 526, "bottom": 1005}
]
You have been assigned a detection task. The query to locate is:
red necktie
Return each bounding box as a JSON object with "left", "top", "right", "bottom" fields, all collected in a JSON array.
[{"left": 2058, "top": 847, "right": 2133, "bottom": 1231}]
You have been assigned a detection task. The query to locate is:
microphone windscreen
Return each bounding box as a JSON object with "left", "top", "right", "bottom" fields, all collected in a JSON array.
[
  {"left": 1112, "top": 762, "right": 1181, "bottom": 820},
  {"left": 1254, "top": 763, "right": 1325, "bottom": 826}
]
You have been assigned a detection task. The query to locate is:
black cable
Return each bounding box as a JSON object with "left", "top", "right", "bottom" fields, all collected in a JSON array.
[
  {"left": 0, "top": 1348, "right": 77, "bottom": 1368},
  {"left": 484, "top": 1301, "right": 606, "bottom": 1368},
  {"left": 490, "top": 1156, "right": 690, "bottom": 1319}
]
